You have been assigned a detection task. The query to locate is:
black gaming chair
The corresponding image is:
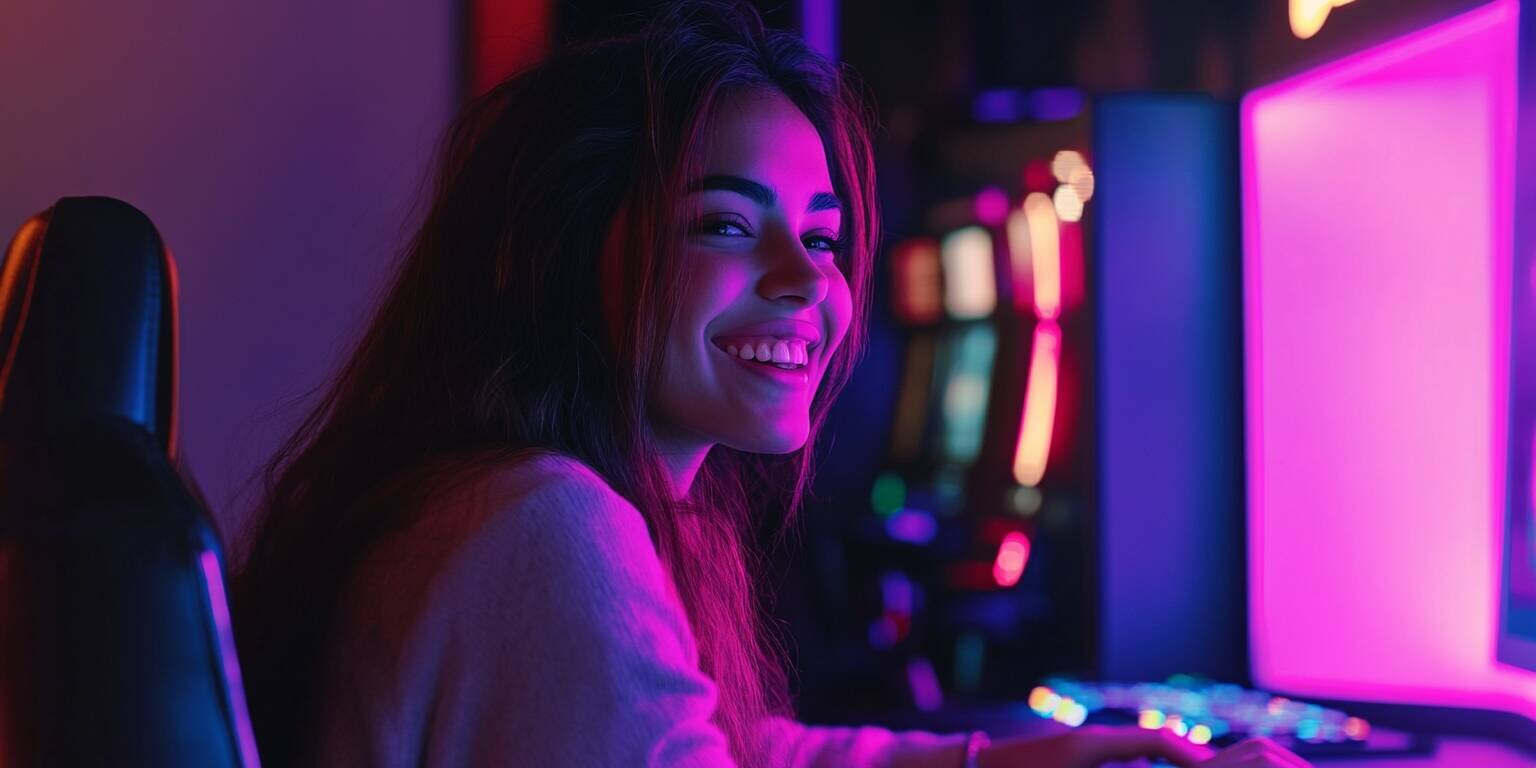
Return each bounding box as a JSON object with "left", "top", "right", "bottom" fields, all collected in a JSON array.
[{"left": 0, "top": 197, "right": 260, "bottom": 766}]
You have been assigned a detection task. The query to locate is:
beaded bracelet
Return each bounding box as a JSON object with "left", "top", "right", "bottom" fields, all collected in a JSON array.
[{"left": 963, "top": 730, "right": 990, "bottom": 768}]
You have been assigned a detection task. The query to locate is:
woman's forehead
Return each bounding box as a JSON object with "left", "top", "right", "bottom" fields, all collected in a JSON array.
[{"left": 697, "top": 90, "right": 833, "bottom": 197}]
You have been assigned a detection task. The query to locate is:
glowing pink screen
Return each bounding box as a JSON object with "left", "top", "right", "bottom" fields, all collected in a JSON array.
[{"left": 1241, "top": 0, "right": 1536, "bottom": 717}]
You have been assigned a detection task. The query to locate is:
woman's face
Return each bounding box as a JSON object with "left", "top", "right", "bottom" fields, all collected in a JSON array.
[{"left": 651, "top": 89, "right": 853, "bottom": 458}]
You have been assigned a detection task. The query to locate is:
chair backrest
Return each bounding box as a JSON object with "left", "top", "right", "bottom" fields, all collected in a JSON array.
[{"left": 0, "top": 197, "right": 260, "bottom": 767}]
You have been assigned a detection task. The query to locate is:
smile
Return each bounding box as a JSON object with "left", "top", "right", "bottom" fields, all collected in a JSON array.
[
  {"left": 712, "top": 339, "right": 813, "bottom": 386},
  {"left": 718, "top": 337, "right": 809, "bottom": 369}
]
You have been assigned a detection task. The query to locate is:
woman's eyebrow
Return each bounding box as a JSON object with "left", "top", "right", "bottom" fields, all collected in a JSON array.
[
  {"left": 807, "top": 192, "right": 842, "bottom": 213},
  {"left": 694, "top": 175, "right": 843, "bottom": 213},
  {"left": 696, "top": 175, "right": 776, "bottom": 207}
]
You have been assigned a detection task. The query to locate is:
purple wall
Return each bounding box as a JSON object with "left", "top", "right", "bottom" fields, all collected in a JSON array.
[{"left": 0, "top": 0, "right": 457, "bottom": 542}]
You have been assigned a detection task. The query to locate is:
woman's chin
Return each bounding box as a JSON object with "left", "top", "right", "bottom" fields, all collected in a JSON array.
[{"left": 723, "top": 420, "right": 809, "bottom": 455}]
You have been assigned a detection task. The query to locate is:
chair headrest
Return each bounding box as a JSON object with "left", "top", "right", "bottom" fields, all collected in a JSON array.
[{"left": 0, "top": 197, "right": 178, "bottom": 458}]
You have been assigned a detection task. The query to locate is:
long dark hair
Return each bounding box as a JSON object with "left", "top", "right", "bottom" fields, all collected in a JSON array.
[{"left": 232, "top": 3, "right": 879, "bottom": 765}]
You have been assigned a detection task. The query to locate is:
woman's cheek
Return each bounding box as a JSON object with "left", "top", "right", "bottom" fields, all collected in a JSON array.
[{"left": 823, "top": 267, "right": 855, "bottom": 354}]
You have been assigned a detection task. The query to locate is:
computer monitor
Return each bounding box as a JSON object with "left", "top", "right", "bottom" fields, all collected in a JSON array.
[
  {"left": 1501, "top": 0, "right": 1536, "bottom": 675},
  {"left": 1242, "top": 0, "right": 1536, "bottom": 719}
]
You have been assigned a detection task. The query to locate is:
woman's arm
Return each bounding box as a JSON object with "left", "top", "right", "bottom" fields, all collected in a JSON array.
[
  {"left": 757, "top": 715, "right": 970, "bottom": 768},
  {"left": 972, "top": 726, "right": 1308, "bottom": 768}
]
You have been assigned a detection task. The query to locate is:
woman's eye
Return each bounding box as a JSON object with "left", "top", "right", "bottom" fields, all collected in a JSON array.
[
  {"left": 804, "top": 234, "right": 842, "bottom": 253},
  {"left": 698, "top": 218, "right": 750, "bottom": 237}
]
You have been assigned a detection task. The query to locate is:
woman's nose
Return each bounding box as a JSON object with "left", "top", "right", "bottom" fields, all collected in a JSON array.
[{"left": 756, "top": 228, "right": 829, "bottom": 305}]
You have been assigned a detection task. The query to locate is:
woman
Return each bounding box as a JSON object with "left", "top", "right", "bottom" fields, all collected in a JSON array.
[{"left": 233, "top": 3, "right": 1309, "bottom": 767}]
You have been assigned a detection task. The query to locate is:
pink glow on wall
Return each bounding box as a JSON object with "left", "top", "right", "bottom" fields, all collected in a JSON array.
[{"left": 1242, "top": 0, "right": 1532, "bottom": 717}]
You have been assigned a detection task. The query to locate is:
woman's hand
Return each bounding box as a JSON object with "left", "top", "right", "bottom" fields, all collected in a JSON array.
[
  {"left": 1194, "top": 737, "right": 1312, "bottom": 768},
  {"left": 975, "top": 725, "right": 1313, "bottom": 768}
]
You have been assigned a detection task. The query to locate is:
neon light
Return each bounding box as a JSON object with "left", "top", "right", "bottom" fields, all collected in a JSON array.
[
  {"left": 1290, "top": 0, "right": 1358, "bottom": 40},
  {"left": 1165, "top": 714, "right": 1189, "bottom": 737},
  {"left": 1012, "top": 322, "right": 1061, "bottom": 487},
  {"left": 891, "top": 238, "right": 944, "bottom": 325},
  {"left": 886, "top": 509, "right": 939, "bottom": 545},
  {"left": 1050, "top": 150, "right": 1087, "bottom": 183},
  {"left": 941, "top": 226, "right": 997, "bottom": 319},
  {"left": 801, "top": 0, "right": 839, "bottom": 61},
  {"left": 469, "top": 0, "right": 551, "bottom": 96},
  {"left": 1051, "top": 697, "right": 1087, "bottom": 726},
  {"left": 1067, "top": 167, "right": 1095, "bottom": 203},
  {"left": 1139, "top": 709, "right": 1166, "bottom": 729},
  {"left": 1050, "top": 151, "right": 1094, "bottom": 222},
  {"left": 889, "top": 334, "right": 935, "bottom": 462},
  {"left": 1344, "top": 717, "right": 1370, "bottom": 740},
  {"left": 1188, "top": 724, "right": 1213, "bottom": 745},
  {"left": 974, "top": 186, "right": 1010, "bottom": 226},
  {"left": 1023, "top": 193, "right": 1061, "bottom": 320},
  {"left": 974, "top": 88, "right": 1085, "bottom": 123},
  {"left": 881, "top": 571, "right": 915, "bottom": 615},
  {"left": 907, "top": 657, "right": 945, "bottom": 712},
  {"left": 1058, "top": 219, "right": 1085, "bottom": 313},
  {"left": 941, "top": 323, "right": 997, "bottom": 463},
  {"left": 1053, "top": 185, "right": 1084, "bottom": 222},
  {"left": 871, "top": 471, "right": 906, "bottom": 516},
  {"left": 1029, "top": 686, "right": 1061, "bottom": 715},
  {"left": 1005, "top": 208, "right": 1033, "bottom": 311},
  {"left": 199, "top": 550, "right": 263, "bottom": 768},
  {"left": 991, "top": 531, "right": 1032, "bottom": 587}
]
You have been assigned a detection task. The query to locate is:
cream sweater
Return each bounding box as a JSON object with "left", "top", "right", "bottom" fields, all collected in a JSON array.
[{"left": 309, "top": 453, "right": 969, "bottom": 767}]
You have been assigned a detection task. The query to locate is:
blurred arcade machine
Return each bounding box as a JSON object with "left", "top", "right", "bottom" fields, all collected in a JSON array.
[
  {"left": 798, "top": 0, "right": 1536, "bottom": 759},
  {"left": 795, "top": 88, "right": 1244, "bottom": 715}
]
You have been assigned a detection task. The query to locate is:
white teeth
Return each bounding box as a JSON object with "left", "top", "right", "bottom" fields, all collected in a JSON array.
[{"left": 719, "top": 337, "right": 813, "bottom": 367}]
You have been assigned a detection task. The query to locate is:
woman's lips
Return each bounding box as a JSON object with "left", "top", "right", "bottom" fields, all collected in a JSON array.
[
  {"left": 709, "top": 318, "right": 822, "bottom": 348},
  {"left": 714, "top": 337, "right": 809, "bottom": 366},
  {"left": 715, "top": 343, "right": 811, "bottom": 387}
]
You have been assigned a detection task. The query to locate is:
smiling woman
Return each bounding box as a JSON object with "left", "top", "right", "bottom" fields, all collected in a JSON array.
[
  {"left": 229, "top": 2, "right": 1301, "bottom": 768},
  {"left": 654, "top": 89, "right": 853, "bottom": 466}
]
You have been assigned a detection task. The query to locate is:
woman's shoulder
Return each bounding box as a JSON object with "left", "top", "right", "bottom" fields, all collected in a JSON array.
[
  {"left": 486, "top": 449, "right": 636, "bottom": 514},
  {"left": 312, "top": 451, "right": 707, "bottom": 765},
  {"left": 337, "top": 449, "right": 653, "bottom": 621},
  {"left": 325, "top": 448, "right": 667, "bottom": 681},
  {"left": 398, "top": 448, "right": 644, "bottom": 551},
  {"left": 465, "top": 449, "right": 650, "bottom": 553}
]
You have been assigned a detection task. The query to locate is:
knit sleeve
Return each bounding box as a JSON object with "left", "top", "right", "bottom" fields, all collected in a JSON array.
[
  {"left": 310, "top": 454, "right": 738, "bottom": 768},
  {"left": 758, "top": 716, "right": 970, "bottom": 768}
]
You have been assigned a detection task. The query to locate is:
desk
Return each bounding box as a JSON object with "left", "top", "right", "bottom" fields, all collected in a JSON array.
[{"left": 1328, "top": 738, "right": 1532, "bottom": 767}]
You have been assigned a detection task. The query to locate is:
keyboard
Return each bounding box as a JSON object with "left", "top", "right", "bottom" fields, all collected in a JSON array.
[{"left": 1027, "top": 676, "right": 1432, "bottom": 759}]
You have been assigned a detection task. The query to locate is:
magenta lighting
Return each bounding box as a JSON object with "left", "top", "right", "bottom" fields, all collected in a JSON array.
[
  {"left": 199, "top": 551, "right": 263, "bottom": 767},
  {"left": 1242, "top": 0, "right": 1532, "bottom": 716}
]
